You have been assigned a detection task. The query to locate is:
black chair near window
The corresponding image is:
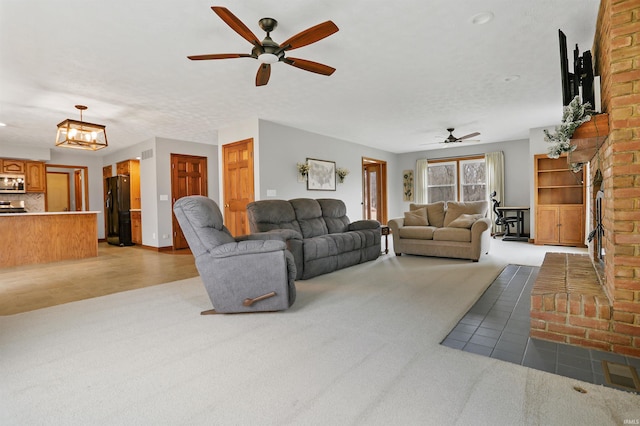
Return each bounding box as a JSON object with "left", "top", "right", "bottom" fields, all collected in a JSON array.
[{"left": 490, "top": 191, "right": 519, "bottom": 238}]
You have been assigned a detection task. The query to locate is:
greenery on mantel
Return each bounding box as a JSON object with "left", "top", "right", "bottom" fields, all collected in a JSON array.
[{"left": 544, "top": 96, "right": 593, "bottom": 165}]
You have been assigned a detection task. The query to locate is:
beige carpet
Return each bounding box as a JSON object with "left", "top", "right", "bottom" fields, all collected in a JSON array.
[{"left": 1, "top": 250, "right": 638, "bottom": 425}]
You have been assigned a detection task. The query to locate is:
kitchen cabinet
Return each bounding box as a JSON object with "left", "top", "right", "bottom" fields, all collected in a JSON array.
[
  {"left": 534, "top": 154, "right": 585, "bottom": 246},
  {"left": 116, "top": 159, "right": 141, "bottom": 209},
  {"left": 25, "top": 161, "right": 46, "bottom": 193},
  {"left": 130, "top": 210, "right": 142, "bottom": 245},
  {"left": 2, "top": 159, "right": 26, "bottom": 174}
]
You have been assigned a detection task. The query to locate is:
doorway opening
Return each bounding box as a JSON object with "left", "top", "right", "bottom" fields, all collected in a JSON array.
[
  {"left": 362, "top": 157, "right": 387, "bottom": 224},
  {"left": 45, "top": 164, "right": 89, "bottom": 212}
]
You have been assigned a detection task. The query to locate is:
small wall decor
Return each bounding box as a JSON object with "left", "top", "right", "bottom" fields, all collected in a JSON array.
[
  {"left": 307, "top": 158, "right": 336, "bottom": 191},
  {"left": 297, "top": 162, "right": 309, "bottom": 182},
  {"left": 336, "top": 167, "right": 349, "bottom": 183},
  {"left": 403, "top": 169, "right": 414, "bottom": 201}
]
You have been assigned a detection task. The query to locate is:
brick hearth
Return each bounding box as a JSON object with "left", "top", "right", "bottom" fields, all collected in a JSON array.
[{"left": 531, "top": 253, "right": 639, "bottom": 357}]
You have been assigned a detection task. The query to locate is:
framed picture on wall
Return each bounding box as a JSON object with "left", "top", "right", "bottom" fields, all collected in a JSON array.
[
  {"left": 403, "top": 169, "right": 414, "bottom": 201},
  {"left": 307, "top": 158, "right": 336, "bottom": 191}
]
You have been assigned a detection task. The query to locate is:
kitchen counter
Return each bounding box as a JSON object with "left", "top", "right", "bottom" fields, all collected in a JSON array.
[
  {"left": 0, "top": 210, "right": 101, "bottom": 217},
  {"left": 0, "top": 211, "right": 100, "bottom": 268}
]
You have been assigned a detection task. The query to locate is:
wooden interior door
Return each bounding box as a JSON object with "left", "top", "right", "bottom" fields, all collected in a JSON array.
[
  {"left": 46, "top": 172, "right": 70, "bottom": 212},
  {"left": 171, "top": 154, "right": 208, "bottom": 249},
  {"left": 362, "top": 158, "right": 387, "bottom": 224},
  {"left": 222, "top": 139, "right": 254, "bottom": 237}
]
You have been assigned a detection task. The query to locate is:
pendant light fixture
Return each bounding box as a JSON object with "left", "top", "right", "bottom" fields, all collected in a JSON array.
[{"left": 55, "top": 105, "right": 108, "bottom": 151}]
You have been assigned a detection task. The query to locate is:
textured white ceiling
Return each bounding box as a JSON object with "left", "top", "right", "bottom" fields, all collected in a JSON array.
[{"left": 0, "top": 1, "right": 599, "bottom": 155}]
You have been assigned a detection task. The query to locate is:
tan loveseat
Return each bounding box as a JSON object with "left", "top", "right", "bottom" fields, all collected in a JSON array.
[{"left": 387, "top": 201, "right": 491, "bottom": 262}]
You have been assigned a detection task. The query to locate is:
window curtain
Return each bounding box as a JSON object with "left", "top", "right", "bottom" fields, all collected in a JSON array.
[
  {"left": 415, "top": 158, "right": 429, "bottom": 204},
  {"left": 485, "top": 151, "right": 504, "bottom": 235}
]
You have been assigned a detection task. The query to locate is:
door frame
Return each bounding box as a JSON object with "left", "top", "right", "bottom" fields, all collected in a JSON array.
[
  {"left": 45, "top": 164, "right": 90, "bottom": 211},
  {"left": 361, "top": 157, "right": 388, "bottom": 224}
]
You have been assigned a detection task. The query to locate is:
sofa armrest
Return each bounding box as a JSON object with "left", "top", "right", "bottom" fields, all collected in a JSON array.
[
  {"left": 207, "top": 239, "right": 287, "bottom": 258},
  {"left": 387, "top": 218, "right": 404, "bottom": 234},
  {"left": 470, "top": 217, "right": 491, "bottom": 239},
  {"left": 348, "top": 219, "right": 381, "bottom": 231}
]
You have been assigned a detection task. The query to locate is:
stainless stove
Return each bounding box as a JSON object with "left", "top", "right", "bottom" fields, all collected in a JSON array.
[{"left": 0, "top": 200, "right": 28, "bottom": 213}]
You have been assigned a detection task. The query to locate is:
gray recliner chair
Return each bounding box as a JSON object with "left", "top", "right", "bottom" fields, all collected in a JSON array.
[{"left": 173, "top": 195, "right": 296, "bottom": 314}]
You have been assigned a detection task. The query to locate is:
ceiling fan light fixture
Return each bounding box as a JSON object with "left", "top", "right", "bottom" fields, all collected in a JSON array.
[
  {"left": 55, "top": 105, "right": 108, "bottom": 151},
  {"left": 258, "top": 53, "right": 279, "bottom": 64}
]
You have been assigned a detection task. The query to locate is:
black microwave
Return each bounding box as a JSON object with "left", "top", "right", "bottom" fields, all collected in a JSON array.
[{"left": 0, "top": 174, "right": 26, "bottom": 193}]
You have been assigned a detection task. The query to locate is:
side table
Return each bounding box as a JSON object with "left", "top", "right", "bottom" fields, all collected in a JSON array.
[{"left": 381, "top": 226, "right": 390, "bottom": 254}]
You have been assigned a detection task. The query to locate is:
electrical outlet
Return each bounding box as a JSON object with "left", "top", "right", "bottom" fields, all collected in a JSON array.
[
  {"left": 162, "top": 234, "right": 168, "bottom": 239},
  {"left": 152, "top": 233, "right": 156, "bottom": 239}
]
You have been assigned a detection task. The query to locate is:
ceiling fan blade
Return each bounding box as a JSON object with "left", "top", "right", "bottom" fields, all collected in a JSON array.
[
  {"left": 212, "top": 6, "right": 262, "bottom": 47},
  {"left": 256, "top": 64, "right": 271, "bottom": 86},
  {"left": 279, "top": 21, "right": 339, "bottom": 51},
  {"left": 188, "top": 53, "right": 253, "bottom": 60},
  {"left": 285, "top": 57, "right": 336, "bottom": 75},
  {"left": 457, "top": 132, "right": 481, "bottom": 140}
]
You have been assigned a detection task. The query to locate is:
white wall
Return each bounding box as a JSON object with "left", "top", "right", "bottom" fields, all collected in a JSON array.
[
  {"left": 257, "top": 120, "right": 401, "bottom": 221},
  {"left": 395, "top": 139, "right": 532, "bottom": 231},
  {"left": 0, "top": 143, "right": 51, "bottom": 161}
]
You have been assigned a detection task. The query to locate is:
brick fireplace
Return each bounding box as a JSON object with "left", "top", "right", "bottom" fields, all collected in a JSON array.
[{"left": 531, "top": 0, "right": 640, "bottom": 358}]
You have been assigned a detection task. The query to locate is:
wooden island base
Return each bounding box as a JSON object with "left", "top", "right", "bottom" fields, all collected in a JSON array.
[{"left": 0, "top": 212, "right": 99, "bottom": 268}]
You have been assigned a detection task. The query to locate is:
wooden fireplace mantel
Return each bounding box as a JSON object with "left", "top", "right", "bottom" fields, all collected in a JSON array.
[{"left": 569, "top": 113, "right": 609, "bottom": 164}]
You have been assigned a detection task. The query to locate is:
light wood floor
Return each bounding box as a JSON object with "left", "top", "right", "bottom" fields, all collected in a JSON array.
[{"left": 0, "top": 243, "right": 198, "bottom": 316}]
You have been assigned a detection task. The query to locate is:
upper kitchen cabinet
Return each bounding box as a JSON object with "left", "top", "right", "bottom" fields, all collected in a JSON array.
[
  {"left": 2, "top": 159, "right": 26, "bottom": 174},
  {"left": 25, "top": 161, "right": 46, "bottom": 193}
]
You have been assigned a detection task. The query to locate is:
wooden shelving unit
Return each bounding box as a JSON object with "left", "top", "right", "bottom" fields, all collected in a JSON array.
[{"left": 534, "top": 154, "right": 586, "bottom": 246}]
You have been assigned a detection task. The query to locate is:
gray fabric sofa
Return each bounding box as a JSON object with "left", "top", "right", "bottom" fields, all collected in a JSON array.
[
  {"left": 388, "top": 201, "right": 491, "bottom": 262},
  {"left": 247, "top": 198, "right": 381, "bottom": 280},
  {"left": 173, "top": 196, "right": 296, "bottom": 313}
]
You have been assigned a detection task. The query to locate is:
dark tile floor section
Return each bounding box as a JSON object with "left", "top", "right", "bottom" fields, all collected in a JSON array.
[{"left": 442, "top": 264, "right": 640, "bottom": 394}]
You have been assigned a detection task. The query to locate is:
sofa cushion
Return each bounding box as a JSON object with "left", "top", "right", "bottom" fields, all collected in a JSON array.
[
  {"left": 290, "top": 198, "right": 328, "bottom": 238},
  {"left": 448, "top": 213, "right": 484, "bottom": 229},
  {"left": 410, "top": 201, "right": 445, "bottom": 228},
  {"left": 404, "top": 207, "right": 429, "bottom": 226},
  {"left": 443, "top": 201, "right": 488, "bottom": 227},
  {"left": 247, "top": 200, "right": 302, "bottom": 234},
  {"left": 433, "top": 227, "right": 472, "bottom": 242},
  {"left": 317, "top": 198, "right": 351, "bottom": 233},
  {"left": 399, "top": 226, "right": 436, "bottom": 240},
  {"left": 302, "top": 235, "right": 339, "bottom": 261}
]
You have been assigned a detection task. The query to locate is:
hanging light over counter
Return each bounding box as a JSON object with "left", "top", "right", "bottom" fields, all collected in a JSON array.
[{"left": 55, "top": 105, "right": 108, "bottom": 151}]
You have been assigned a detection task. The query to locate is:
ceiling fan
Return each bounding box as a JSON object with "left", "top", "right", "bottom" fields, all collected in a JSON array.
[
  {"left": 188, "top": 6, "right": 339, "bottom": 86},
  {"left": 443, "top": 128, "right": 481, "bottom": 143}
]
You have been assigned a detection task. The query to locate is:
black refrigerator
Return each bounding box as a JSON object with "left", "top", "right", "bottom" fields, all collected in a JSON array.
[{"left": 106, "top": 175, "right": 133, "bottom": 246}]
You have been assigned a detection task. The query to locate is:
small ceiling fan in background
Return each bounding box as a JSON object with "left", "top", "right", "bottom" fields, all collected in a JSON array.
[
  {"left": 188, "top": 6, "right": 339, "bottom": 86},
  {"left": 442, "top": 128, "right": 480, "bottom": 143}
]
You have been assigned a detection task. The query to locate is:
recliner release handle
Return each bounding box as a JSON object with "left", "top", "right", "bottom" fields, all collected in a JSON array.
[{"left": 243, "top": 291, "right": 277, "bottom": 307}]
